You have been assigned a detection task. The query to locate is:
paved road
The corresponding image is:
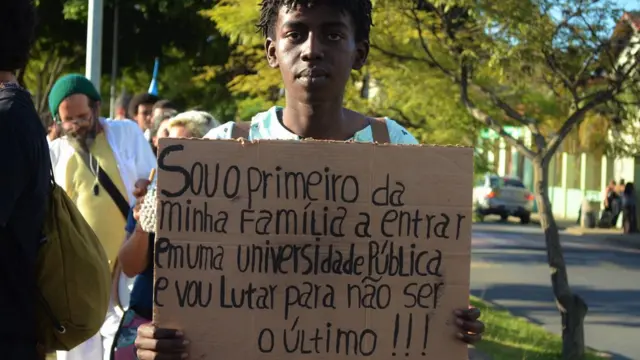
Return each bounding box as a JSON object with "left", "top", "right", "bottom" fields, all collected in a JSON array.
[{"left": 471, "top": 220, "right": 640, "bottom": 360}]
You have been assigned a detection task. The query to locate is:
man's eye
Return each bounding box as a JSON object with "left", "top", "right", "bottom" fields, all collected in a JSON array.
[
  {"left": 286, "top": 32, "right": 301, "bottom": 40},
  {"left": 328, "top": 33, "right": 342, "bottom": 41}
]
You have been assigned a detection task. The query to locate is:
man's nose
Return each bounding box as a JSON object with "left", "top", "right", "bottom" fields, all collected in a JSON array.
[{"left": 300, "top": 33, "right": 324, "bottom": 61}]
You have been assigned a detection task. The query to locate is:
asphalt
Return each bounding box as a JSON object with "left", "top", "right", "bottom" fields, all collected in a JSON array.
[{"left": 471, "top": 218, "right": 640, "bottom": 360}]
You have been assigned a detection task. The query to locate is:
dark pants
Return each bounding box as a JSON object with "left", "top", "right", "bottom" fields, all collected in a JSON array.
[{"left": 623, "top": 205, "right": 637, "bottom": 233}]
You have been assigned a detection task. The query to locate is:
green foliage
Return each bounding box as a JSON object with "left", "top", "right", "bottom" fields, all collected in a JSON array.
[{"left": 26, "top": 0, "right": 235, "bottom": 120}]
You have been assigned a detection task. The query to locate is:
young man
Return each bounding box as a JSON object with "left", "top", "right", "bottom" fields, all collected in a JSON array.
[
  {"left": 0, "top": 1, "right": 51, "bottom": 359},
  {"left": 134, "top": 1, "right": 484, "bottom": 358},
  {"left": 128, "top": 92, "right": 160, "bottom": 139}
]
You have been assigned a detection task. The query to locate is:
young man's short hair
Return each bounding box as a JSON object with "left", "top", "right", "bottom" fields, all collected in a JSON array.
[
  {"left": 153, "top": 99, "right": 177, "bottom": 112},
  {"left": 0, "top": 0, "right": 37, "bottom": 71},
  {"left": 128, "top": 93, "right": 160, "bottom": 118},
  {"left": 257, "top": 0, "right": 373, "bottom": 42}
]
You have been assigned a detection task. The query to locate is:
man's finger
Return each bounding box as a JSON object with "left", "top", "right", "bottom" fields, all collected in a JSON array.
[
  {"left": 138, "top": 325, "right": 183, "bottom": 340},
  {"left": 456, "top": 332, "right": 482, "bottom": 344},
  {"left": 455, "top": 307, "right": 481, "bottom": 321},
  {"left": 458, "top": 319, "right": 485, "bottom": 334}
]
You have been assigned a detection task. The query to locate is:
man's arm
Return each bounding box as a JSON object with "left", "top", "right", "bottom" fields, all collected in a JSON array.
[{"left": 0, "top": 116, "right": 28, "bottom": 226}]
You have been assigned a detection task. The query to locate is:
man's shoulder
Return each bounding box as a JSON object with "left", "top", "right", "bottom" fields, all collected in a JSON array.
[
  {"left": 103, "top": 118, "right": 145, "bottom": 139},
  {"left": 0, "top": 86, "right": 37, "bottom": 122},
  {"left": 203, "top": 109, "right": 272, "bottom": 139},
  {"left": 382, "top": 118, "right": 419, "bottom": 145}
]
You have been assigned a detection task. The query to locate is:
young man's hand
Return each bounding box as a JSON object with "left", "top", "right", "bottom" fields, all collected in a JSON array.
[
  {"left": 454, "top": 307, "right": 484, "bottom": 344},
  {"left": 135, "top": 324, "right": 188, "bottom": 360}
]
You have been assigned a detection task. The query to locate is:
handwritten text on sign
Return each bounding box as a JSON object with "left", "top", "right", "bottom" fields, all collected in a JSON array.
[{"left": 153, "top": 139, "right": 472, "bottom": 360}]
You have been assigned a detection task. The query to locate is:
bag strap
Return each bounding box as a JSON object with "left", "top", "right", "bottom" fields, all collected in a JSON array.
[
  {"left": 230, "top": 122, "right": 251, "bottom": 139},
  {"left": 72, "top": 146, "right": 130, "bottom": 219},
  {"left": 370, "top": 118, "right": 391, "bottom": 144}
]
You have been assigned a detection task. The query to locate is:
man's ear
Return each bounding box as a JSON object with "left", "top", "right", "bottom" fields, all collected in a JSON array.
[
  {"left": 352, "top": 40, "right": 370, "bottom": 70},
  {"left": 265, "top": 38, "right": 278, "bottom": 68}
]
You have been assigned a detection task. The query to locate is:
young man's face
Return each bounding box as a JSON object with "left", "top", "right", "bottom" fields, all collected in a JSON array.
[
  {"left": 135, "top": 103, "right": 154, "bottom": 130},
  {"left": 266, "top": 4, "right": 369, "bottom": 103}
]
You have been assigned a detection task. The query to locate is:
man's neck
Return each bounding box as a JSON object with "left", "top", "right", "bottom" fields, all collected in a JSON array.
[
  {"left": 282, "top": 99, "right": 349, "bottom": 140},
  {"left": 0, "top": 71, "right": 17, "bottom": 84}
]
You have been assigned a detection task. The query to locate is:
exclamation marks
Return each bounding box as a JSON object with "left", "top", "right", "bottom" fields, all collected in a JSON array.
[
  {"left": 392, "top": 313, "right": 400, "bottom": 356},
  {"left": 405, "top": 313, "right": 413, "bottom": 356},
  {"left": 392, "top": 313, "right": 430, "bottom": 357},
  {"left": 422, "top": 314, "right": 430, "bottom": 356}
]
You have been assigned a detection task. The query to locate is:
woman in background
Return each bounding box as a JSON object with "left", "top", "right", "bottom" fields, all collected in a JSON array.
[
  {"left": 110, "top": 111, "right": 219, "bottom": 360},
  {"left": 622, "top": 182, "right": 637, "bottom": 234}
]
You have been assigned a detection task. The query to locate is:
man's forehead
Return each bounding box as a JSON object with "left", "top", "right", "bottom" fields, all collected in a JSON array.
[
  {"left": 277, "top": 3, "right": 351, "bottom": 27},
  {"left": 59, "top": 94, "right": 91, "bottom": 112}
]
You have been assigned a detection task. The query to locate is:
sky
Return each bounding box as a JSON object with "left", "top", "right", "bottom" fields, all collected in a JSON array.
[{"left": 616, "top": 0, "right": 639, "bottom": 11}]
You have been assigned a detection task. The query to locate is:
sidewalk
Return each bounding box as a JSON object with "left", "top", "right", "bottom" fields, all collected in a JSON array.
[
  {"left": 564, "top": 226, "right": 640, "bottom": 249},
  {"left": 529, "top": 213, "right": 578, "bottom": 230}
]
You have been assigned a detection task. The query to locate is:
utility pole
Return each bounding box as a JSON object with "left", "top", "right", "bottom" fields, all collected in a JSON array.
[
  {"left": 86, "top": 0, "right": 104, "bottom": 91},
  {"left": 109, "top": 1, "right": 120, "bottom": 118}
]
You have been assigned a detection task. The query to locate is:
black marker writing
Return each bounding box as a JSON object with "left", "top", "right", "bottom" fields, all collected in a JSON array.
[
  {"left": 257, "top": 319, "right": 378, "bottom": 356},
  {"left": 239, "top": 205, "right": 346, "bottom": 237},
  {"left": 159, "top": 199, "right": 229, "bottom": 233},
  {"left": 155, "top": 237, "right": 224, "bottom": 270}
]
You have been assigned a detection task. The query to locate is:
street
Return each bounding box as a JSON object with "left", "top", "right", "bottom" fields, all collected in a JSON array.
[{"left": 471, "top": 220, "right": 640, "bottom": 360}]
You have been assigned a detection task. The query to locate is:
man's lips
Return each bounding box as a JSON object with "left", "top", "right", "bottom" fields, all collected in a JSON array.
[{"left": 297, "top": 68, "right": 329, "bottom": 79}]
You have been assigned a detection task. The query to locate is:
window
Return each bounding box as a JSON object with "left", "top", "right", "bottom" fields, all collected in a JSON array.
[{"left": 503, "top": 178, "right": 526, "bottom": 188}]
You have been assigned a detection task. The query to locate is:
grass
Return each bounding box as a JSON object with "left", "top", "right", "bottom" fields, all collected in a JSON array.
[{"left": 471, "top": 296, "right": 610, "bottom": 360}]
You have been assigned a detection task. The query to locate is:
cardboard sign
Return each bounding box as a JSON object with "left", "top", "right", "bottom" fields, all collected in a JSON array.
[{"left": 154, "top": 138, "right": 473, "bottom": 360}]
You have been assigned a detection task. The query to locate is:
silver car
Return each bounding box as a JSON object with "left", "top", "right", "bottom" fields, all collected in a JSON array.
[{"left": 473, "top": 174, "right": 534, "bottom": 224}]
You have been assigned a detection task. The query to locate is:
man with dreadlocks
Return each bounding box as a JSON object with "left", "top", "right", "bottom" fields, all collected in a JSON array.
[{"left": 133, "top": 1, "right": 485, "bottom": 359}]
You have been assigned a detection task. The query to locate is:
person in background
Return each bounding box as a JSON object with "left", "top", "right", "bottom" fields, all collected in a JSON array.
[
  {"left": 134, "top": 1, "right": 484, "bottom": 359},
  {"left": 603, "top": 180, "right": 620, "bottom": 228},
  {"left": 114, "top": 93, "right": 132, "bottom": 120},
  {"left": 48, "top": 74, "right": 156, "bottom": 360},
  {"left": 111, "top": 111, "right": 219, "bottom": 359},
  {"left": 151, "top": 99, "right": 178, "bottom": 119},
  {"left": 128, "top": 93, "right": 159, "bottom": 140},
  {"left": 148, "top": 107, "right": 178, "bottom": 154},
  {"left": 166, "top": 110, "right": 221, "bottom": 138},
  {"left": 622, "top": 182, "right": 637, "bottom": 234},
  {"left": 0, "top": 1, "right": 50, "bottom": 359}
]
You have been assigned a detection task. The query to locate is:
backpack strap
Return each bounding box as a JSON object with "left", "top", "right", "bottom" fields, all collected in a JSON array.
[
  {"left": 370, "top": 118, "right": 391, "bottom": 144},
  {"left": 230, "top": 122, "right": 252, "bottom": 139}
]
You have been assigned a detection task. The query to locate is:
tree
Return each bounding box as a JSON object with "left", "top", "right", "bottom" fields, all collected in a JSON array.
[
  {"left": 25, "top": 0, "right": 236, "bottom": 119},
  {"left": 372, "top": 0, "right": 639, "bottom": 358}
]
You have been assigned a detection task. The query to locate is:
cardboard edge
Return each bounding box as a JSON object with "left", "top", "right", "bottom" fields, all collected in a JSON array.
[{"left": 157, "top": 136, "right": 474, "bottom": 149}]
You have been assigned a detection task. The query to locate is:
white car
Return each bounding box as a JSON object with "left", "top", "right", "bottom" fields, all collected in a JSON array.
[{"left": 473, "top": 174, "right": 535, "bottom": 224}]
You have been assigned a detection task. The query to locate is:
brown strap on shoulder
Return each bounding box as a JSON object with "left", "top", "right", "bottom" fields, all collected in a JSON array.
[
  {"left": 370, "top": 118, "right": 391, "bottom": 144},
  {"left": 230, "top": 122, "right": 251, "bottom": 139}
]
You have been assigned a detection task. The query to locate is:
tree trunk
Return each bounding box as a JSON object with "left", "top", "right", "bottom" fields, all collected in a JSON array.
[{"left": 533, "top": 159, "right": 588, "bottom": 359}]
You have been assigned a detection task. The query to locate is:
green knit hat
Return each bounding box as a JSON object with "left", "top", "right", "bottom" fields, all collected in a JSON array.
[{"left": 48, "top": 74, "right": 101, "bottom": 117}]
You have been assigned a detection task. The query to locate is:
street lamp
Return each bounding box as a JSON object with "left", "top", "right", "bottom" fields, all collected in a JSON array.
[{"left": 86, "top": 0, "right": 103, "bottom": 90}]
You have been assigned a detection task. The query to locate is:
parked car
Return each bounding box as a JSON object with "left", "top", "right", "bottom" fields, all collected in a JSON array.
[{"left": 473, "top": 174, "right": 534, "bottom": 224}]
